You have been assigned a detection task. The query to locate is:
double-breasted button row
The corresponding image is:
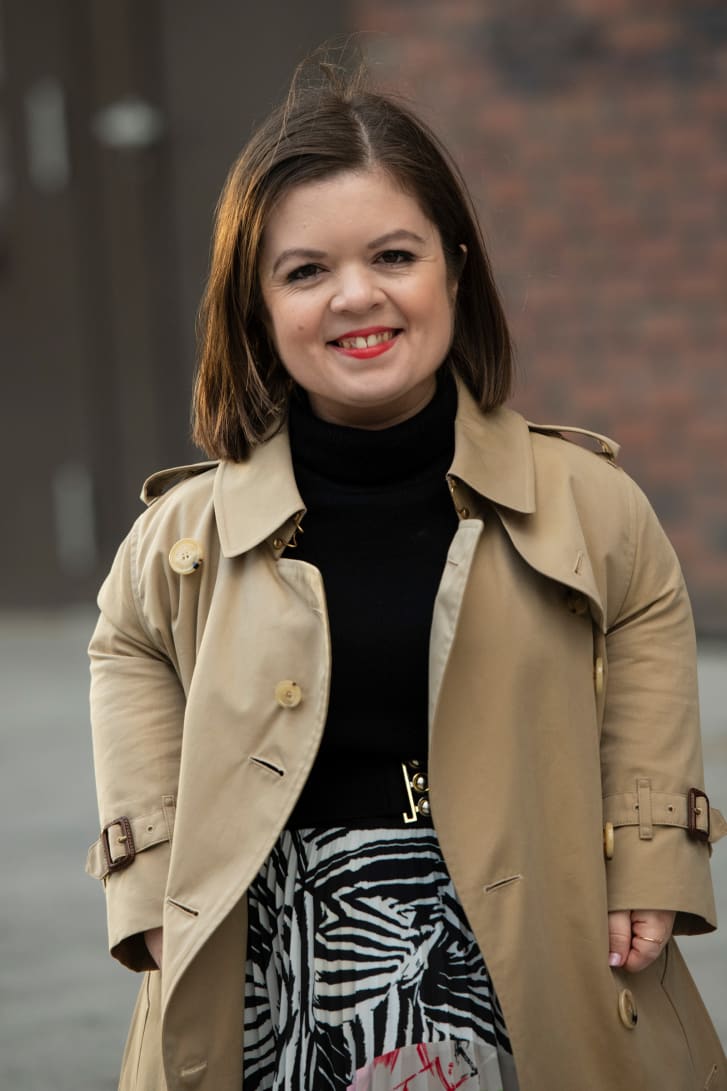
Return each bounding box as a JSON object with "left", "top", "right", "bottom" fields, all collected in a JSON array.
[
  {"left": 275, "top": 680, "right": 302, "bottom": 708},
  {"left": 169, "top": 539, "right": 203, "bottom": 574}
]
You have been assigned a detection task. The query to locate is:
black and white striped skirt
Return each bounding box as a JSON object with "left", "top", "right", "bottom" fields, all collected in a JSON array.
[{"left": 242, "top": 825, "right": 518, "bottom": 1091}]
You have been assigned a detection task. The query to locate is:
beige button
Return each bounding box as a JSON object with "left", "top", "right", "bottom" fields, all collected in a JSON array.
[
  {"left": 618, "top": 988, "right": 638, "bottom": 1028},
  {"left": 603, "top": 821, "right": 614, "bottom": 860},
  {"left": 594, "top": 656, "right": 604, "bottom": 695},
  {"left": 566, "top": 590, "right": 589, "bottom": 616},
  {"left": 169, "top": 538, "right": 203, "bottom": 575},
  {"left": 275, "top": 680, "right": 302, "bottom": 708}
]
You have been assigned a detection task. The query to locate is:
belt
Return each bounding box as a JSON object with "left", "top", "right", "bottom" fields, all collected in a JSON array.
[{"left": 286, "top": 757, "right": 431, "bottom": 828}]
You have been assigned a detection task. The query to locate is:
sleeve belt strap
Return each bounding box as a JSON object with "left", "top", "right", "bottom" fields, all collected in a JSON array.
[
  {"left": 602, "top": 787, "right": 718, "bottom": 842},
  {"left": 85, "top": 798, "right": 176, "bottom": 880}
]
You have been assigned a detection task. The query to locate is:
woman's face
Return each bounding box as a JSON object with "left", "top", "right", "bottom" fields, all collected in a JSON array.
[{"left": 259, "top": 168, "right": 459, "bottom": 428}]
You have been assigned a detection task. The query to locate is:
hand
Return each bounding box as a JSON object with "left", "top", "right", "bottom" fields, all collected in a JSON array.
[
  {"left": 144, "top": 926, "right": 163, "bottom": 970},
  {"left": 608, "top": 909, "right": 675, "bottom": 973}
]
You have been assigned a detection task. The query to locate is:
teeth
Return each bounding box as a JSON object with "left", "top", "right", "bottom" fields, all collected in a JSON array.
[{"left": 337, "top": 330, "right": 396, "bottom": 349}]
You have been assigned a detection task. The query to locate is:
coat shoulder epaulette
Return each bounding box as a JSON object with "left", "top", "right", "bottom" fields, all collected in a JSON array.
[
  {"left": 526, "top": 422, "right": 620, "bottom": 464},
  {"left": 141, "top": 460, "right": 219, "bottom": 506}
]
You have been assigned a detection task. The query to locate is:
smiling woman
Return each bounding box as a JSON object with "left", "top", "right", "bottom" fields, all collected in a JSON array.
[
  {"left": 191, "top": 56, "right": 510, "bottom": 459},
  {"left": 87, "top": 47, "right": 726, "bottom": 1091},
  {"left": 259, "top": 169, "right": 459, "bottom": 427}
]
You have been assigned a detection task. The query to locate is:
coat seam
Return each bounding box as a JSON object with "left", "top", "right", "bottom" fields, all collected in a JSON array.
[
  {"left": 128, "top": 521, "right": 157, "bottom": 648},
  {"left": 133, "top": 972, "right": 153, "bottom": 1086},
  {"left": 610, "top": 476, "right": 638, "bottom": 629}
]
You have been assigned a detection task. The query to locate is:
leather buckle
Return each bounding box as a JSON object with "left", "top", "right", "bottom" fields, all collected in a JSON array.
[
  {"left": 101, "top": 816, "right": 136, "bottom": 872},
  {"left": 687, "top": 788, "right": 710, "bottom": 842}
]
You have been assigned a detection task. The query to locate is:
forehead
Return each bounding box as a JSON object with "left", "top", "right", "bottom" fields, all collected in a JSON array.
[{"left": 261, "top": 168, "right": 436, "bottom": 249}]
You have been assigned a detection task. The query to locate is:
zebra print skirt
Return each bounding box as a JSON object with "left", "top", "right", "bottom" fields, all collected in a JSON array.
[{"left": 242, "top": 825, "right": 519, "bottom": 1091}]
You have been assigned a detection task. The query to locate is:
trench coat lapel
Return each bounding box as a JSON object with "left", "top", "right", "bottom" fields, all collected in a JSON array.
[
  {"left": 450, "top": 382, "right": 606, "bottom": 628},
  {"left": 214, "top": 426, "right": 305, "bottom": 557},
  {"left": 195, "top": 380, "right": 605, "bottom": 624}
]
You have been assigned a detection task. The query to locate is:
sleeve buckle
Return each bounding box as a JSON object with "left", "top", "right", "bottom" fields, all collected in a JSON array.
[
  {"left": 101, "top": 816, "right": 137, "bottom": 872},
  {"left": 687, "top": 788, "right": 710, "bottom": 842}
]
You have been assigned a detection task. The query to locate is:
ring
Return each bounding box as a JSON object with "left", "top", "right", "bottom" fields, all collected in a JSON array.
[{"left": 639, "top": 934, "right": 665, "bottom": 945}]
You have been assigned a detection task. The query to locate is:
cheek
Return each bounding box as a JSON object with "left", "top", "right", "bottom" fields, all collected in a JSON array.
[
  {"left": 272, "top": 300, "right": 317, "bottom": 342},
  {"left": 407, "top": 270, "right": 454, "bottom": 322},
  {"left": 424, "top": 288, "right": 457, "bottom": 336}
]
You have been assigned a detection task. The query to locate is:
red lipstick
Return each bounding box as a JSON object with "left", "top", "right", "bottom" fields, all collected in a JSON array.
[{"left": 329, "top": 326, "right": 400, "bottom": 360}]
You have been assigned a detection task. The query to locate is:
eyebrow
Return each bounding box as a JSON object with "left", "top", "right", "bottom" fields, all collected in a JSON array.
[
  {"left": 270, "top": 229, "right": 427, "bottom": 275},
  {"left": 367, "top": 229, "right": 427, "bottom": 250},
  {"left": 271, "top": 248, "right": 326, "bottom": 275}
]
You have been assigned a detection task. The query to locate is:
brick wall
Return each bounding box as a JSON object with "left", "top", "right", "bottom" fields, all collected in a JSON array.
[{"left": 354, "top": 1, "right": 727, "bottom": 634}]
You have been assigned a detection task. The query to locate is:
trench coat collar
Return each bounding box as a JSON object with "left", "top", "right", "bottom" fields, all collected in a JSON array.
[
  {"left": 449, "top": 380, "right": 535, "bottom": 514},
  {"left": 213, "top": 378, "right": 536, "bottom": 558},
  {"left": 214, "top": 425, "right": 304, "bottom": 558}
]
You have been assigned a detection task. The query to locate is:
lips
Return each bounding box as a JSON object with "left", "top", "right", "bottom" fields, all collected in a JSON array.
[{"left": 329, "top": 326, "right": 401, "bottom": 359}]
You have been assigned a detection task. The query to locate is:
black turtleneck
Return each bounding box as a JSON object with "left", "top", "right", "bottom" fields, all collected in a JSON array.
[{"left": 285, "top": 371, "right": 459, "bottom": 828}]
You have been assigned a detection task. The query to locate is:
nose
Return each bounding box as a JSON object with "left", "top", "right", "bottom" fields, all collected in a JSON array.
[{"left": 329, "top": 265, "right": 383, "bottom": 315}]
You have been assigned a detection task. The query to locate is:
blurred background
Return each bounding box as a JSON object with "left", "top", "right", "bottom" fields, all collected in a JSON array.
[{"left": 0, "top": 1, "right": 725, "bottom": 1088}]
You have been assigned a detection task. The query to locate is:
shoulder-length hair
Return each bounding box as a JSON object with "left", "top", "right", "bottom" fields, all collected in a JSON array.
[{"left": 193, "top": 59, "right": 513, "bottom": 459}]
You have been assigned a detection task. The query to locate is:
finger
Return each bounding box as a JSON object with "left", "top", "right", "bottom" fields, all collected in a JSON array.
[
  {"left": 624, "top": 909, "right": 674, "bottom": 973},
  {"left": 607, "top": 910, "right": 632, "bottom": 968},
  {"left": 631, "top": 908, "right": 675, "bottom": 946},
  {"left": 623, "top": 933, "right": 663, "bottom": 973}
]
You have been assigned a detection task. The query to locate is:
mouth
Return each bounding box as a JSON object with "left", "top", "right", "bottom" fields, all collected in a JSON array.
[{"left": 328, "top": 327, "right": 401, "bottom": 359}]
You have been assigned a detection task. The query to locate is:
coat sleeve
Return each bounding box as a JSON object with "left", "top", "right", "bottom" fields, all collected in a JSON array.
[
  {"left": 600, "top": 475, "right": 726, "bottom": 935},
  {"left": 86, "top": 521, "right": 185, "bottom": 971}
]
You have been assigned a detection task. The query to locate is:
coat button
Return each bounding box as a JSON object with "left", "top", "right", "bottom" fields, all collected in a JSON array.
[
  {"left": 169, "top": 539, "right": 203, "bottom": 574},
  {"left": 566, "top": 590, "right": 589, "bottom": 615},
  {"left": 618, "top": 988, "right": 638, "bottom": 1028},
  {"left": 603, "top": 821, "right": 614, "bottom": 860},
  {"left": 594, "top": 656, "right": 604, "bottom": 695},
  {"left": 275, "top": 680, "right": 302, "bottom": 708}
]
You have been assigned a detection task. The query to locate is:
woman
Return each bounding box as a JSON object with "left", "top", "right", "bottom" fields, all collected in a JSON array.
[{"left": 86, "top": 59, "right": 726, "bottom": 1091}]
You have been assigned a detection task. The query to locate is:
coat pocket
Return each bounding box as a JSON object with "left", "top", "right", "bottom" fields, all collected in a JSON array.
[
  {"left": 659, "top": 941, "right": 727, "bottom": 1090},
  {"left": 119, "top": 971, "right": 167, "bottom": 1091}
]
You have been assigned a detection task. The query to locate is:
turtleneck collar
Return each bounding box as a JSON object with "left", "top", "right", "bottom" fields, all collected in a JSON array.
[{"left": 287, "top": 369, "right": 457, "bottom": 487}]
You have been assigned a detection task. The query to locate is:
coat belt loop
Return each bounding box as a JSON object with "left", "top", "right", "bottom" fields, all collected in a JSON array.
[
  {"left": 163, "top": 795, "right": 177, "bottom": 843},
  {"left": 637, "top": 778, "right": 653, "bottom": 840}
]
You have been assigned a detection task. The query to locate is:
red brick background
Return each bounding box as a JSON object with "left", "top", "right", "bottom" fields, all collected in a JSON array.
[{"left": 354, "top": 1, "right": 727, "bottom": 634}]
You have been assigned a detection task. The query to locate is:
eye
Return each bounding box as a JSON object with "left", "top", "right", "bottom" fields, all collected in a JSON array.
[
  {"left": 286, "top": 263, "right": 323, "bottom": 282},
  {"left": 376, "top": 249, "right": 415, "bottom": 266}
]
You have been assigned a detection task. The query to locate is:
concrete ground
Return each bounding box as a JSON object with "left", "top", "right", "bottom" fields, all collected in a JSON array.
[{"left": 1, "top": 608, "right": 725, "bottom": 1090}]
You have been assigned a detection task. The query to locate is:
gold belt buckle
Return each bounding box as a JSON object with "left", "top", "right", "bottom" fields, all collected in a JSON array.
[{"left": 401, "top": 760, "right": 430, "bottom": 823}]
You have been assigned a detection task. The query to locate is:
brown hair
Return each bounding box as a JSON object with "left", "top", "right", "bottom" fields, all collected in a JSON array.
[{"left": 193, "top": 54, "right": 513, "bottom": 459}]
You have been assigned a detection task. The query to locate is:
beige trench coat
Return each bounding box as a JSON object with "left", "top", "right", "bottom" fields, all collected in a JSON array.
[{"left": 87, "top": 380, "right": 727, "bottom": 1091}]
